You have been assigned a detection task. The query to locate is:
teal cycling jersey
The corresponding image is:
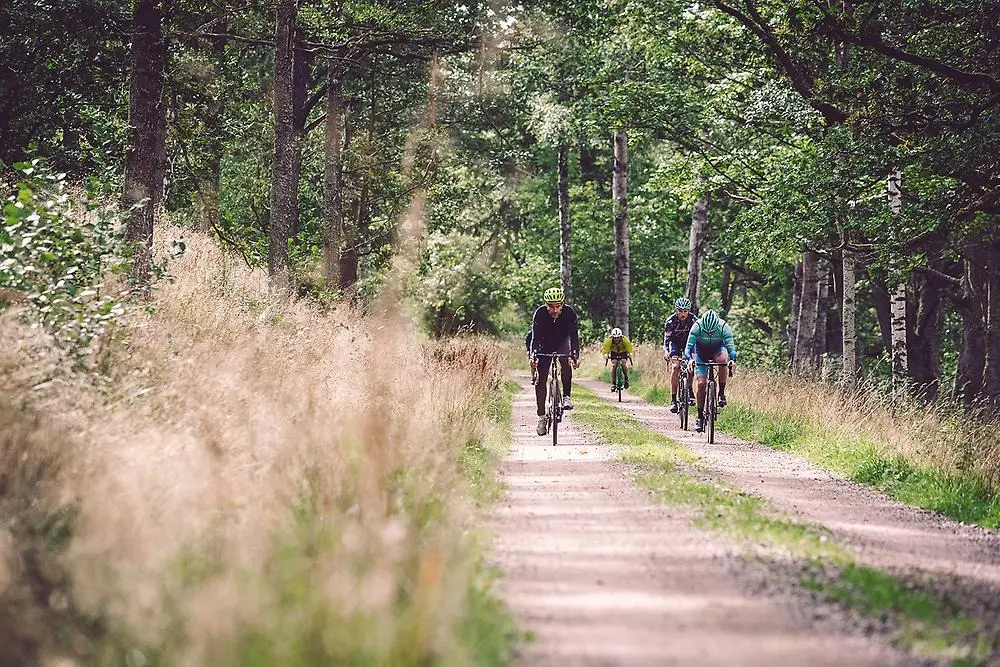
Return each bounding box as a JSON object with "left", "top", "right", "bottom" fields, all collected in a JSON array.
[{"left": 684, "top": 320, "right": 737, "bottom": 362}]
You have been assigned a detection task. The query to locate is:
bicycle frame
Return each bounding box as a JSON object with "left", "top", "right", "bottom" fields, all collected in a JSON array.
[
  {"left": 691, "top": 361, "right": 728, "bottom": 444},
  {"left": 535, "top": 353, "right": 569, "bottom": 446},
  {"left": 606, "top": 355, "right": 631, "bottom": 402}
]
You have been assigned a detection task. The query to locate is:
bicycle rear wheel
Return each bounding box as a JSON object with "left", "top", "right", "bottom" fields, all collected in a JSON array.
[
  {"left": 706, "top": 379, "right": 717, "bottom": 443},
  {"left": 549, "top": 374, "right": 561, "bottom": 446}
]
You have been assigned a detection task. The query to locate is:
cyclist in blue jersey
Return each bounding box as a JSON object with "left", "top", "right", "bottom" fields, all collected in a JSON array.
[{"left": 683, "top": 309, "right": 737, "bottom": 432}]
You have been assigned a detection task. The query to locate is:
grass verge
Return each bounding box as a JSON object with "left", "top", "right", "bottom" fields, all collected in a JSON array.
[
  {"left": 572, "top": 386, "right": 995, "bottom": 664},
  {"left": 717, "top": 405, "right": 1000, "bottom": 530}
]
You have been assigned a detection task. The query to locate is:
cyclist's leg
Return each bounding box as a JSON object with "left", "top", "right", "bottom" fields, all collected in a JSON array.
[
  {"left": 715, "top": 349, "right": 731, "bottom": 403},
  {"left": 621, "top": 356, "right": 629, "bottom": 387},
  {"left": 559, "top": 355, "right": 573, "bottom": 403},
  {"left": 535, "top": 356, "right": 552, "bottom": 416},
  {"left": 693, "top": 355, "right": 709, "bottom": 417},
  {"left": 611, "top": 358, "right": 620, "bottom": 387}
]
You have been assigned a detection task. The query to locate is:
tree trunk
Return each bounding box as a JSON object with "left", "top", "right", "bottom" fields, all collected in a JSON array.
[
  {"left": 686, "top": 195, "right": 709, "bottom": 313},
  {"left": 907, "top": 273, "right": 943, "bottom": 400},
  {"left": 323, "top": 65, "right": 344, "bottom": 286},
  {"left": 720, "top": 260, "right": 734, "bottom": 317},
  {"left": 814, "top": 258, "right": 831, "bottom": 373},
  {"left": 197, "top": 21, "right": 226, "bottom": 232},
  {"left": 289, "top": 25, "right": 309, "bottom": 238},
  {"left": 122, "top": 0, "right": 166, "bottom": 284},
  {"left": 891, "top": 281, "right": 908, "bottom": 403},
  {"left": 788, "top": 259, "right": 803, "bottom": 365},
  {"left": 268, "top": 0, "right": 299, "bottom": 293},
  {"left": 956, "top": 253, "right": 987, "bottom": 403},
  {"left": 870, "top": 278, "right": 893, "bottom": 354},
  {"left": 612, "top": 130, "right": 629, "bottom": 335},
  {"left": 982, "top": 244, "right": 1000, "bottom": 411},
  {"left": 842, "top": 245, "right": 858, "bottom": 388},
  {"left": 794, "top": 250, "right": 820, "bottom": 375},
  {"left": 557, "top": 142, "right": 573, "bottom": 304}
]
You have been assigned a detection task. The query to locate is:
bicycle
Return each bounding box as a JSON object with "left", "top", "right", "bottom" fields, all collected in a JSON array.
[
  {"left": 677, "top": 364, "right": 691, "bottom": 431},
  {"left": 692, "top": 361, "right": 728, "bottom": 444},
  {"left": 606, "top": 354, "right": 631, "bottom": 402},
  {"left": 535, "top": 353, "right": 569, "bottom": 446}
]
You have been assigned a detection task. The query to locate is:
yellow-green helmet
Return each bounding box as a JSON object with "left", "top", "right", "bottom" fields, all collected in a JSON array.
[{"left": 543, "top": 287, "right": 564, "bottom": 304}]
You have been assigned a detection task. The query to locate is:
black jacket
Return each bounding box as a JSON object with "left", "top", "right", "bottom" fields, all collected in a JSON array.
[{"left": 529, "top": 304, "right": 580, "bottom": 359}]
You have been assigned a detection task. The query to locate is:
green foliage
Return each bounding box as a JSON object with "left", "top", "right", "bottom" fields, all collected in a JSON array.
[{"left": 1, "top": 160, "right": 129, "bottom": 353}]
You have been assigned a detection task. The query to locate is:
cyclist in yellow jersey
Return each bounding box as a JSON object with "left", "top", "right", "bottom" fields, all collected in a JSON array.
[{"left": 601, "top": 327, "right": 634, "bottom": 389}]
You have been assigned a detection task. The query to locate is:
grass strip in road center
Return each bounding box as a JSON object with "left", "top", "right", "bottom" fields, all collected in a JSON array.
[{"left": 571, "top": 386, "right": 995, "bottom": 665}]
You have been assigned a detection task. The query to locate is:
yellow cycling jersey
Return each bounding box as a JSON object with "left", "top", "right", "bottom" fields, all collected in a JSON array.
[{"left": 601, "top": 336, "right": 634, "bottom": 356}]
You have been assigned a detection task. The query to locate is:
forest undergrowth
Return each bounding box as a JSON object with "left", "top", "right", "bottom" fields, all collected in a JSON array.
[
  {"left": 0, "top": 225, "right": 517, "bottom": 666},
  {"left": 625, "top": 345, "right": 1000, "bottom": 528}
]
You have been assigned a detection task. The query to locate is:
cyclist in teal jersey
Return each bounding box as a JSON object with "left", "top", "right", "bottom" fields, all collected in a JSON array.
[{"left": 683, "top": 309, "right": 737, "bottom": 432}]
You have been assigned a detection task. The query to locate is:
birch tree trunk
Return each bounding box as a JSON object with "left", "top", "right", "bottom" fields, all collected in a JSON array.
[
  {"left": 557, "top": 142, "right": 573, "bottom": 304},
  {"left": 122, "top": 0, "right": 166, "bottom": 284},
  {"left": 841, "top": 243, "right": 858, "bottom": 388},
  {"left": 888, "top": 168, "right": 908, "bottom": 402},
  {"left": 322, "top": 65, "right": 344, "bottom": 285},
  {"left": 268, "top": 0, "right": 299, "bottom": 293},
  {"left": 612, "top": 130, "right": 629, "bottom": 335},
  {"left": 794, "top": 250, "right": 820, "bottom": 375},
  {"left": 686, "top": 195, "right": 709, "bottom": 313},
  {"left": 890, "top": 282, "right": 908, "bottom": 403}
]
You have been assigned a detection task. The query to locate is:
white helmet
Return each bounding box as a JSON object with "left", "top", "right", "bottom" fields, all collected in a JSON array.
[{"left": 611, "top": 327, "right": 623, "bottom": 338}]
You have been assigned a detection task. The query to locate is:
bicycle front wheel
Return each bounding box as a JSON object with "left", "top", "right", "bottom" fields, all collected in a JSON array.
[
  {"left": 549, "top": 375, "right": 561, "bottom": 446},
  {"left": 616, "top": 363, "right": 624, "bottom": 402},
  {"left": 706, "top": 380, "right": 717, "bottom": 443}
]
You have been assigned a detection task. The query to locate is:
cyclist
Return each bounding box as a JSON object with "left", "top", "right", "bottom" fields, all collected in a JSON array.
[
  {"left": 683, "top": 309, "right": 737, "bottom": 432},
  {"left": 663, "top": 296, "right": 698, "bottom": 413},
  {"left": 529, "top": 287, "right": 581, "bottom": 436},
  {"left": 601, "top": 327, "right": 633, "bottom": 390}
]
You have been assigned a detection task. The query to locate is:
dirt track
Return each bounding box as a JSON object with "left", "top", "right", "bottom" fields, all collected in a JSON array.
[
  {"left": 576, "top": 379, "right": 1000, "bottom": 603},
  {"left": 492, "top": 375, "right": 914, "bottom": 666}
]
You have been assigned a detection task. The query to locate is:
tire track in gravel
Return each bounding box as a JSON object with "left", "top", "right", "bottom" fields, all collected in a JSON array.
[
  {"left": 577, "top": 379, "right": 1000, "bottom": 621},
  {"left": 492, "top": 375, "right": 912, "bottom": 666}
]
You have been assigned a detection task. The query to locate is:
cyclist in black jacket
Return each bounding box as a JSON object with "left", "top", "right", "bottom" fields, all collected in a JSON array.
[
  {"left": 663, "top": 296, "right": 698, "bottom": 413},
  {"left": 529, "top": 286, "right": 580, "bottom": 436}
]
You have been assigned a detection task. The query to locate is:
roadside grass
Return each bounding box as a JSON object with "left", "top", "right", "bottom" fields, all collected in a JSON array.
[
  {"left": 571, "top": 386, "right": 995, "bottom": 664},
  {"left": 622, "top": 345, "right": 1000, "bottom": 531},
  {"left": 0, "top": 225, "right": 520, "bottom": 666}
]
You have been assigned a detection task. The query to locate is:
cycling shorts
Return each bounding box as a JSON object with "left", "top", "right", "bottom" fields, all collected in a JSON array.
[
  {"left": 667, "top": 340, "right": 685, "bottom": 357},
  {"left": 608, "top": 352, "right": 630, "bottom": 360},
  {"left": 692, "top": 343, "right": 728, "bottom": 376}
]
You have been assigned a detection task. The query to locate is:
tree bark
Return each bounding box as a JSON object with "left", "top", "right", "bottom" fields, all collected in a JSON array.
[
  {"left": 612, "top": 130, "right": 630, "bottom": 335},
  {"left": 842, "top": 245, "right": 858, "bottom": 388},
  {"left": 686, "top": 195, "right": 709, "bottom": 314},
  {"left": 122, "top": 0, "right": 166, "bottom": 284},
  {"left": 955, "top": 253, "right": 987, "bottom": 403},
  {"left": 557, "top": 142, "right": 573, "bottom": 304},
  {"left": 197, "top": 21, "right": 226, "bottom": 232},
  {"left": 982, "top": 243, "right": 1000, "bottom": 410},
  {"left": 907, "top": 273, "right": 943, "bottom": 400},
  {"left": 322, "top": 64, "right": 344, "bottom": 286},
  {"left": 814, "top": 258, "right": 832, "bottom": 373},
  {"left": 268, "top": 0, "right": 299, "bottom": 293},
  {"left": 720, "top": 260, "right": 733, "bottom": 317},
  {"left": 794, "top": 250, "right": 820, "bottom": 375},
  {"left": 788, "top": 259, "right": 803, "bottom": 365},
  {"left": 289, "top": 24, "right": 309, "bottom": 237},
  {"left": 891, "top": 282, "right": 908, "bottom": 403}
]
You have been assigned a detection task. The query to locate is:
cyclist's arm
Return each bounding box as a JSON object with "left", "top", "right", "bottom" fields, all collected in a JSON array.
[
  {"left": 568, "top": 307, "right": 580, "bottom": 360},
  {"left": 723, "top": 324, "right": 737, "bottom": 362},
  {"left": 529, "top": 308, "right": 544, "bottom": 358},
  {"left": 601, "top": 338, "right": 612, "bottom": 356},
  {"left": 623, "top": 337, "right": 634, "bottom": 355},
  {"left": 662, "top": 318, "right": 672, "bottom": 357}
]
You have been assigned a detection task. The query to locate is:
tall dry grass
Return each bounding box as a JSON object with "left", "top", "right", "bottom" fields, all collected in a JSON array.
[
  {"left": 630, "top": 344, "right": 1000, "bottom": 486},
  {"left": 0, "top": 224, "right": 512, "bottom": 666}
]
